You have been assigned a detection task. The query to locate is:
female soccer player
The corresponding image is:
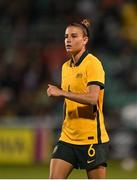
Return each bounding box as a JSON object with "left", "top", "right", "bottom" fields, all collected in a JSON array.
[{"left": 47, "top": 18, "right": 109, "bottom": 179}]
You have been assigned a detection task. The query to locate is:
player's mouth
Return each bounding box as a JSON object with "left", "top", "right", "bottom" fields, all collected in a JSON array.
[{"left": 66, "top": 45, "right": 72, "bottom": 49}]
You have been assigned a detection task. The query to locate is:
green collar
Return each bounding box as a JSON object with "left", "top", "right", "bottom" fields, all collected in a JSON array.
[{"left": 70, "top": 50, "right": 88, "bottom": 67}]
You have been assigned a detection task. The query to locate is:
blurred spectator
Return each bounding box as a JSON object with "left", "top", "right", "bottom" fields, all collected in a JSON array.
[
  {"left": 121, "top": 2, "right": 137, "bottom": 46},
  {"left": 42, "top": 43, "right": 66, "bottom": 85}
]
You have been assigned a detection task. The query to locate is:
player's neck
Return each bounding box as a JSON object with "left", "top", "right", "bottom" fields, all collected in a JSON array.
[{"left": 72, "top": 49, "right": 86, "bottom": 64}]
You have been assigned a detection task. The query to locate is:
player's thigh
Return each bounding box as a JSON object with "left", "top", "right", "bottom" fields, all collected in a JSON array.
[
  {"left": 49, "top": 158, "right": 74, "bottom": 179},
  {"left": 86, "top": 165, "right": 106, "bottom": 179}
]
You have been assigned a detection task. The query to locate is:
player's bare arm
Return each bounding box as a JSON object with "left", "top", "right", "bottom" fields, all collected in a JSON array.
[{"left": 47, "top": 84, "right": 100, "bottom": 105}]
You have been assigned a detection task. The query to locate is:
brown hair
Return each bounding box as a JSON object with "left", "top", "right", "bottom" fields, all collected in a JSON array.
[{"left": 67, "top": 18, "right": 91, "bottom": 37}]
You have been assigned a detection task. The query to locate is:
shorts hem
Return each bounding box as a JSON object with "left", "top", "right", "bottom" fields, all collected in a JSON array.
[
  {"left": 51, "top": 157, "right": 75, "bottom": 167},
  {"left": 86, "top": 162, "right": 107, "bottom": 171}
]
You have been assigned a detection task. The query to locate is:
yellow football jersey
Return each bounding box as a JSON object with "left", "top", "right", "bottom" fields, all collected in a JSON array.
[{"left": 59, "top": 51, "right": 109, "bottom": 145}]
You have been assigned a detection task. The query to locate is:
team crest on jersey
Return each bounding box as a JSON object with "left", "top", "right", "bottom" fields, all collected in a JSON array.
[{"left": 76, "top": 73, "right": 83, "bottom": 78}]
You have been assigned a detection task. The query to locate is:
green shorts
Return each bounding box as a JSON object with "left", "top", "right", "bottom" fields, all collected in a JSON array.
[{"left": 51, "top": 141, "right": 109, "bottom": 170}]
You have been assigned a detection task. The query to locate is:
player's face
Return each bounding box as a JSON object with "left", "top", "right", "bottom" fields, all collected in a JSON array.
[{"left": 65, "top": 26, "right": 88, "bottom": 55}]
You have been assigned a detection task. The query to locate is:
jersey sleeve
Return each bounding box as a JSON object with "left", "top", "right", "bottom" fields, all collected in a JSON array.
[
  {"left": 61, "top": 64, "right": 64, "bottom": 89},
  {"left": 86, "top": 58, "right": 105, "bottom": 89},
  {"left": 61, "top": 62, "right": 67, "bottom": 90}
]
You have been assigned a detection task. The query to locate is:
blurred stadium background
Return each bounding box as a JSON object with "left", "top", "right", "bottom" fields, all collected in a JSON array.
[{"left": 0, "top": 0, "right": 137, "bottom": 178}]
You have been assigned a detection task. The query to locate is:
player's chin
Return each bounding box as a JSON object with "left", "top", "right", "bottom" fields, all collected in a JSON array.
[
  {"left": 66, "top": 49, "right": 76, "bottom": 56},
  {"left": 66, "top": 48, "right": 72, "bottom": 53}
]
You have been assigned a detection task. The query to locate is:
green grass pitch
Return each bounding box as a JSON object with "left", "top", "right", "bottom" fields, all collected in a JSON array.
[{"left": 0, "top": 160, "right": 136, "bottom": 179}]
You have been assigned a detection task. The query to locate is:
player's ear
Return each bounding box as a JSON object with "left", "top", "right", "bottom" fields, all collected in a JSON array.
[{"left": 83, "top": 36, "right": 88, "bottom": 45}]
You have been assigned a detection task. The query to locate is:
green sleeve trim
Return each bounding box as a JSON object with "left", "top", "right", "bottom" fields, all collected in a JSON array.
[{"left": 87, "top": 81, "right": 104, "bottom": 89}]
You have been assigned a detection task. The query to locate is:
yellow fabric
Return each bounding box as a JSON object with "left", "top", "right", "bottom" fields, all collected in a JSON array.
[{"left": 60, "top": 53, "right": 109, "bottom": 145}]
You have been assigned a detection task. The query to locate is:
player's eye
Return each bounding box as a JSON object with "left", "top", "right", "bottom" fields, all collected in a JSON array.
[{"left": 72, "top": 34, "right": 77, "bottom": 38}]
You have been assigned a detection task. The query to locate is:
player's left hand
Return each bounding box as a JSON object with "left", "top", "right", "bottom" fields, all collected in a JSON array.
[{"left": 47, "top": 84, "right": 63, "bottom": 97}]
